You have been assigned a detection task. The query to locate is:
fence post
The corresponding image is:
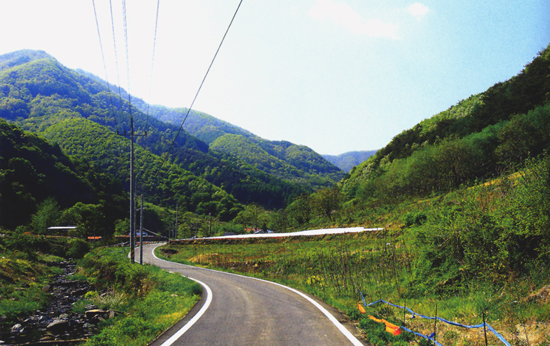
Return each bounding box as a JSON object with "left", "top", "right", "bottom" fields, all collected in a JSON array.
[
  {"left": 483, "top": 312, "right": 488, "bottom": 346},
  {"left": 403, "top": 298, "right": 406, "bottom": 325},
  {"left": 433, "top": 303, "right": 437, "bottom": 346}
]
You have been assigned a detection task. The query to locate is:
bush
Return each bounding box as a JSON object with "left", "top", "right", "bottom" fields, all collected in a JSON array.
[{"left": 67, "top": 238, "right": 90, "bottom": 259}]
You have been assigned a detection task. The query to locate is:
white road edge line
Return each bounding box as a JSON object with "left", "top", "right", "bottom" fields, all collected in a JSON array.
[
  {"left": 151, "top": 245, "right": 363, "bottom": 346},
  {"left": 149, "top": 246, "right": 213, "bottom": 346}
]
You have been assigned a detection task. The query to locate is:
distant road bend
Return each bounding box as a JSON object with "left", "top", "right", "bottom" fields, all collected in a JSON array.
[{"left": 141, "top": 243, "right": 366, "bottom": 346}]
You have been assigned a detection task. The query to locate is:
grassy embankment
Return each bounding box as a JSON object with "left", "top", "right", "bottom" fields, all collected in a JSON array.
[
  {"left": 0, "top": 251, "right": 64, "bottom": 319},
  {"left": 157, "top": 165, "right": 550, "bottom": 346},
  {"left": 75, "top": 246, "right": 201, "bottom": 346},
  {"left": 0, "top": 242, "right": 201, "bottom": 346}
]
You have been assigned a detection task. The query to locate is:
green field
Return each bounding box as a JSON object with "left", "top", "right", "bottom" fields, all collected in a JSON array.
[{"left": 158, "top": 165, "right": 550, "bottom": 346}]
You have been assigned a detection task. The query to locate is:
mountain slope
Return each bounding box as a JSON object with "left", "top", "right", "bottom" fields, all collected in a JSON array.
[
  {"left": 0, "top": 118, "right": 126, "bottom": 229},
  {"left": 341, "top": 43, "right": 550, "bottom": 199},
  {"left": 0, "top": 50, "right": 312, "bottom": 208},
  {"left": 210, "top": 134, "right": 344, "bottom": 187},
  {"left": 41, "top": 117, "right": 242, "bottom": 220},
  {"left": 138, "top": 104, "right": 346, "bottom": 185},
  {"left": 323, "top": 150, "right": 378, "bottom": 172}
]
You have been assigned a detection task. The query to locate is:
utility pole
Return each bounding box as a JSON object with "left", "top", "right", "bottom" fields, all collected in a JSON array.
[
  {"left": 122, "top": 107, "right": 146, "bottom": 264},
  {"left": 174, "top": 201, "right": 178, "bottom": 240},
  {"left": 129, "top": 115, "right": 135, "bottom": 264},
  {"left": 140, "top": 194, "right": 144, "bottom": 265}
]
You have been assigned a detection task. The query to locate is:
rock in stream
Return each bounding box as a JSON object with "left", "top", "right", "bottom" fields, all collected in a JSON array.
[{"left": 0, "top": 262, "right": 116, "bottom": 345}]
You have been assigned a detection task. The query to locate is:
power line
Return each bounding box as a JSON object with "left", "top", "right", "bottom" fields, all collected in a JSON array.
[
  {"left": 91, "top": 0, "right": 120, "bottom": 133},
  {"left": 162, "top": 0, "right": 244, "bottom": 167},
  {"left": 122, "top": 0, "right": 132, "bottom": 118},
  {"left": 109, "top": 0, "right": 126, "bottom": 133},
  {"left": 144, "top": 0, "right": 161, "bottom": 132}
]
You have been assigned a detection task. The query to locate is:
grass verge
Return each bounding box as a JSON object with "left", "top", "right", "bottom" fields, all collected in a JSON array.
[{"left": 77, "top": 246, "right": 201, "bottom": 346}]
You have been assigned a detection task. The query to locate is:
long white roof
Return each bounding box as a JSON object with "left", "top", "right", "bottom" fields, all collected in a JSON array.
[{"left": 206, "top": 227, "right": 383, "bottom": 240}]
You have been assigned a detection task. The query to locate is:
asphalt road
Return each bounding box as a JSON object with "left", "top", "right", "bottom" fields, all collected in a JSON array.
[{"left": 139, "top": 243, "right": 367, "bottom": 346}]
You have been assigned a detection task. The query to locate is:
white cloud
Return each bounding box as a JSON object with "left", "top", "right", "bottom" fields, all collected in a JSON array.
[
  {"left": 407, "top": 3, "right": 430, "bottom": 20},
  {"left": 308, "top": 0, "right": 400, "bottom": 40}
]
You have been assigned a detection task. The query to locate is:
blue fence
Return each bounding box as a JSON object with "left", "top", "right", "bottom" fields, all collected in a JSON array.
[{"left": 359, "top": 291, "right": 510, "bottom": 346}]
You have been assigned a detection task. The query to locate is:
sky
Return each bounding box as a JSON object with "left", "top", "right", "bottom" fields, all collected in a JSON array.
[{"left": 1, "top": 0, "right": 549, "bottom": 155}]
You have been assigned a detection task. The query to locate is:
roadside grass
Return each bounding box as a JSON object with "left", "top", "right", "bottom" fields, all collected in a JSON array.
[
  {"left": 78, "top": 246, "right": 201, "bottom": 346},
  {"left": 156, "top": 176, "right": 550, "bottom": 346},
  {"left": 0, "top": 250, "right": 60, "bottom": 320}
]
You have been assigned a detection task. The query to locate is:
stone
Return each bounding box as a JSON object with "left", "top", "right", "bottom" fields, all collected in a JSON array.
[
  {"left": 46, "top": 319, "right": 70, "bottom": 334},
  {"left": 10, "top": 324, "right": 23, "bottom": 333},
  {"left": 84, "top": 304, "right": 97, "bottom": 310},
  {"left": 85, "top": 309, "right": 106, "bottom": 319}
]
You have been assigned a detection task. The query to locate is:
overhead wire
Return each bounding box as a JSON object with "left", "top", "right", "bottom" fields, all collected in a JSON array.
[
  {"left": 122, "top": 0, "right": 133, "bottom": 124},
  {"left": 109, "top": 0, "right": 126, "bottom": 133},
  {"left": 144, "top": 0, "right": 161, "bottom": 132},
  {"left": 91, "top": 0, "right": 120, "bottom": 134},
  {"left": 161, "top": 0, "right": 244, "bottom": 169}
]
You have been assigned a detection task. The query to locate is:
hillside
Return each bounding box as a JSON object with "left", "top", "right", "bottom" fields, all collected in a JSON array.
[
  {"left": 0, "top": 50, "right": 320, "bottom": 208},
  {"left": 140, "top": 103, "right": 346, "bottom": 185},
  {"left": 74, "top": 69, "right": 344, "bottom": 189},
  {"left": 0, "top": 118, "right": 126, "bottom": 231},
  {"left": 210, "top": 134, "right": 343, "bottom": 187},
  {"left": 41, "top": 117, "right": 242, "bottom": 221},
  {"left": 341, "top": 44, "right": 550, "bottom": 197},
  {"left": 323, "top": 150, "right": 377, "bottom": 172},
  {"left": 142, "top": 105, "right": 255, "bottom": 144}
]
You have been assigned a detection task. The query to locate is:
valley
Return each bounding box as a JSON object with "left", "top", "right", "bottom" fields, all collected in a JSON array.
[{"left": 1, "top": 42, "right": 550, "bottom": 345}]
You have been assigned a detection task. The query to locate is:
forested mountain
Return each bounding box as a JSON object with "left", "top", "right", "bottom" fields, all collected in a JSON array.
[
  {"left": 142, "top": 105, "right": 255, "bottom": 144},
  {"left": 74, "top": 67, "right": 344, "bottom": 188},
  {"left": 0, "top": 118, "right": 126, "bottom": 231},
  {"left": 340, "top": 44, "right": 550, "bottom": 200},
  {"left": 0, "top": 50, "right": 330, "bottom": 209},
  {"left": 210, "top": 134, "right": 343, "bottom": 187},
  {"left": 135, "top": 103, "right": 345, "bottom": 184},
  {"left": 40, "top": 117, "right": 242, "bottom": 220},
  {"left": 323, "top": 150, "right": 377, "bottom": 172}
]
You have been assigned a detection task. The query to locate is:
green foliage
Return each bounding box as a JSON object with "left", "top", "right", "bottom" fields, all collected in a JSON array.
[
  {"left": 0, "top": 50, "right": 326, "bottom": 210},
  {"left": 78, "top": 247, "right": 201, "bottom": 346},
  {"left": 66, "top": 238, "right": 90, "bottom": 259},
  {"left": 30, "top": 197, "right": 61, "bottom": 234},
  {"left": 0, "top": 251, "right": 57, "bottom": 319},
  {"left": 402, "top": 211, "right": 427, "bottom": 227},
  {"left": 0, "top": 119, "right": 126, "bottom": 231},
  {"left": 61, "top": 202, "right": 105, "bottom": 238},
  {"left": 210, "top": 134, "right": 343, "bottom": 190}
]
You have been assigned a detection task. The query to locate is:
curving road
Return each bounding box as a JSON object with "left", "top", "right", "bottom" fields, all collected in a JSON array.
[{"left": 139, "top": 243, "right": 367, "bottom": 346}]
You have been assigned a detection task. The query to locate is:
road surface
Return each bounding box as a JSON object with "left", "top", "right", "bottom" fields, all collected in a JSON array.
[{"left": 139, "top": 243, "right": 366, "bottom": 346}]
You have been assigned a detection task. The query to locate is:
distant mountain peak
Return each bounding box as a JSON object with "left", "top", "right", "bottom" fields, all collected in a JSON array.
[{"left": 0, "top": 49, "right": 55, "bottom": 72}]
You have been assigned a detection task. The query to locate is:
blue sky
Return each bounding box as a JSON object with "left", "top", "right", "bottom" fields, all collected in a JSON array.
[{"left": 1, "top": 0, "right": 549, "bottom": 155}]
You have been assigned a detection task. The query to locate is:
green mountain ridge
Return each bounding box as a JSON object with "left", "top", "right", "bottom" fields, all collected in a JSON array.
[
  {"left": 70, "top": 66, "right": 344, "bottom": 188},
  {"left": 0, "top": 118, "right": 126, "bottom": 230},
  {"left": 137, "top": 103, "right": 346, "bottom": 185},
  {"left": 210, "top": 134, "right": 343, "bottom": 188},
  {"left": 41, "top": 117, "right": 242, "bottom": 221},
  {"left": 323, "top": 150, "right": 378, "bottom": 172},
  {"left": 341, "top": 43, "right": 550, "bottom": 199},
  {"left": 0, "top": 50, "right": 329, "bottom": 209}
]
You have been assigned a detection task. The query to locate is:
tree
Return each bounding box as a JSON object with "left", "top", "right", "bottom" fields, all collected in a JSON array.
[
  {"left": 235, "top": 204, "right": 267, "bottom": 231},
  {"left": 30, "top": 197, "right": 61, "bottom": 234},
  {"left": 313, "top": 186, "right": 341, "bottom": 221},
  {"left": 287, "top": 194, "right": 313, "bottom": 227},
  {"left": 60, "top": 202, "right": 105, "bottom": 238}
]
